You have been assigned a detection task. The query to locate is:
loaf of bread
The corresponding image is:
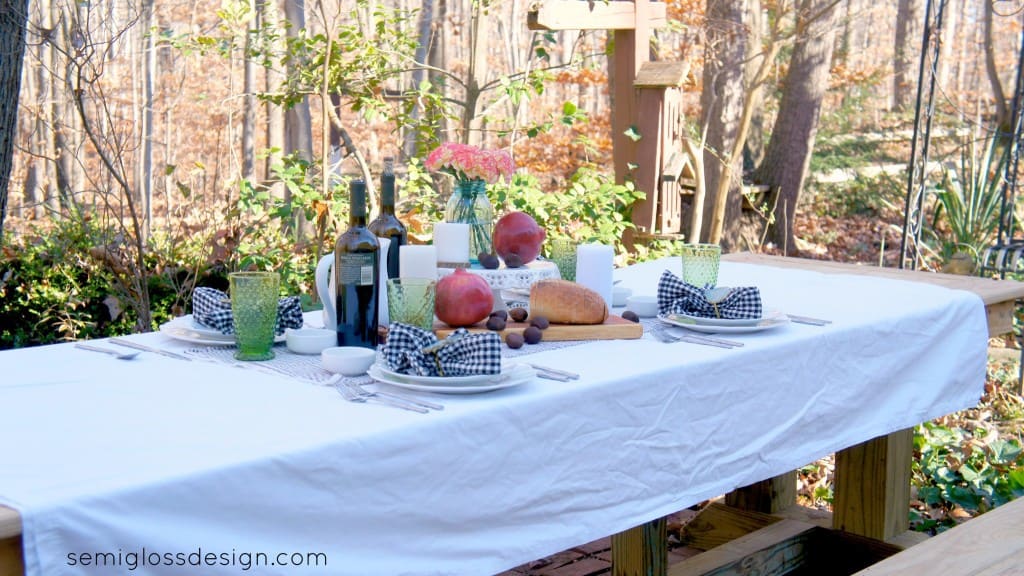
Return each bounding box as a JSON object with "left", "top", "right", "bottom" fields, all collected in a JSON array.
[{"left": 529, "top": 279, "right": 608, "bottom": 325}]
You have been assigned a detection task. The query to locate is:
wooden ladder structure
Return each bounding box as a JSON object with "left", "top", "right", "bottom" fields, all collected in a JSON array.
[{"left": 528, "top": 0, "right": 697, "bottom": 241}]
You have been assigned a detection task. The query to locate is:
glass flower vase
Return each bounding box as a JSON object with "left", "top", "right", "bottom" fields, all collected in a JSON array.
[{"left": 445, "top": 178, "right": 493, "bottom": 265}]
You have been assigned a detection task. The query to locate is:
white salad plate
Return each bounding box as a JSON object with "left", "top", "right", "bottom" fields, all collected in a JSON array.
[
  {"left": 657, "top": 312, "right": 790, "bottom": 334},
  {"left": 367, "top": 363, "right": 535, "bottom": 394},
  {"left": 159, "top": 314, "right": 285, "bottom": 346}
]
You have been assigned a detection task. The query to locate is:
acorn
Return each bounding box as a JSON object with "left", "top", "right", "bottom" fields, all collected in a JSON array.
[
  {"left": 509, "top": 307, "right": 529, "bottom": 323},
  {"left": 506, "top": 332, "right": 525, "bottom": 349},
  {"left": 480, "top": 252, "right": 500, "bottom": 270},
  {"left": 503, "top": 253, "right": 524, "bottom": 269},
  {"left": 530, "top": 316, "right": 550, "bottom": 330},
  {"left": 486, "top": 315, "right": 507, "bottom": 331}
]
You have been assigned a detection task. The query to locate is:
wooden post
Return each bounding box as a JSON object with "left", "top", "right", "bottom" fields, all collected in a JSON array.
[
  {"left": 833, "top": 429, "right": 913, "bottom": 541},
  {"left": 633, "top": 61, "right": 689, "bottom": 237},
  {"left": 527, "top": 1, "right": 672, "bottom": 237},
  {"left": 725, "top": 471, "right": 798, "bottom": 514},
  {"left": 611, "top": 0, "right": 650, "bottom": 189},
  {"left": 0, "top": 536, "right": 22, "bottom": 576},
  {"left": 611, "top": 518, "right": 667, "bottom": 576}
]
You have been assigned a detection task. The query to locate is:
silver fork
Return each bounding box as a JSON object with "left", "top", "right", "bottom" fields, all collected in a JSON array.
[
  {"left": 650, "top": 325, "right": 738, "bottom": 349},
  {"left": 334, "top": 381, "right": 429, "bottom": 413},
  {"left": 350, "top": 382, "right": 444, "bottom": 411},
  {"left": 75, "top": 343, "right": 140, "bottom": 360}
]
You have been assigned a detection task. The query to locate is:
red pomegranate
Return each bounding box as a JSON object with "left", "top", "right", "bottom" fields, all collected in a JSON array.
[
  {"left": 493, "top": 211, "right": 546, "bottom": 267},
  {"left": 435, "top": 268, "right": 494, "bottom": 327}
]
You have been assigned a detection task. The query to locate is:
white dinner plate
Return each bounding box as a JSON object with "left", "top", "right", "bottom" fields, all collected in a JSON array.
[
  {"left": 657, "top": 313, "right": 790, "bottom": 334},
  {"left": 368, "top": 363, "right": 535, "bottom": 394},
  {"left": 665, "top": 308, "right": 786, "bottom": 327},
  {"left": 375, "top": 362, "right": 513, "bottom": 386},
  {"left": 159, "top": 315, "right": 286, "bottom": 346}
]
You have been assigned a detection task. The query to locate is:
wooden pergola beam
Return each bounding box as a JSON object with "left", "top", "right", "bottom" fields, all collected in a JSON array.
[{"left": 527, "top": 1, "right": 667, "bottom": 31}]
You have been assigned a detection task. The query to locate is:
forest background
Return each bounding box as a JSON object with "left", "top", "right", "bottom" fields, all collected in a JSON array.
[
  {"left": 0, "top": 0, "right": 1021, "bottom": 340},
  {"left": 0, "top": 0, "right": 1023, "bottom": 536}
]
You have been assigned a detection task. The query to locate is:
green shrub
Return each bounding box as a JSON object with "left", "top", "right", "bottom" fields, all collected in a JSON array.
[
  {"left": 489, "top": 164, "right": 644, "bottom": 257},
  {"left": 911, "top": 421, "right": 1024, "bottom": 533},
  {"left": 0, "top": 220, "right": 136, "bottom": 348},
  {"left": 927, "top": 134, "right": 1009, "bottom": 263}
]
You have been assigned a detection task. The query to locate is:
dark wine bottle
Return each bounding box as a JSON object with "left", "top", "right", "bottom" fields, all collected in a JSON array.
[
  {"left": 367, "top": 156, "right": 408, "bottom": 279},
  {"left": 334, "top": 179, "right": 380, "bottom": 348}
]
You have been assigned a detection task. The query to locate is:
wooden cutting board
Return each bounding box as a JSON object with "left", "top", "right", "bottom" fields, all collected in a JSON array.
[{"left": 434, "top": 314, "right": 643, "bottom": 341}]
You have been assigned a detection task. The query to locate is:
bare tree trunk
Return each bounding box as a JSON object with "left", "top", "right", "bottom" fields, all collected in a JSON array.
[
  {"left": 263, "top": 0, "right": 286, "bottom": 197},
  {"left": 937, "top": 0, "right": 956, "bottom": 88},
  {"left": 49, "top": 0, "right": 66, "bottom": 215},
  {"left": 983, "top": 0, "right": 1009, "bottom": 132},
  {"left": 404, "top": 0, "right": 435, "bottom": 158},
  {"left": 893, "top": 0, "right": 922, "bottom": 111},
  {"left": 283, "top": 0, "right": 313, "bottom": 239},
  {"left": 757, "top": 0, "right": 840, "bottom": 253},
  {"left": 0, "top": 0, "right": 30, "bottom": 240},
  {"left": 428, "top": 0, "right": 449, "bottom": 140},
  {"left": 701, "top": 0, "right": 749, "bottom": 247},
  {"left": 462, "top": 0, "right": 491, "bottom": 145},
  {"left": 242, "top": 0, "right": 258, "bottom": 181},
  {"left": 837, "top": 0, "right": 852, "bottom": 67},
  {"left": 28, "top": 2, "right": 50, "bottom": 220},
  {"left": 744, "top": 0, "right": 766, "bottom": 172},
  {"left": 954, "top": 0, "right": 969, "bottom": 108},
  {"left": 140, "top": 0, "right": 155, "bottom": 241}
]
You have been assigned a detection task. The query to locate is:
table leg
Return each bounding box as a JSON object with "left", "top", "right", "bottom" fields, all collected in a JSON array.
[
  {"left": 832, "top": 428, "right": 913, "bottom": 540},
  {"left": 0, "top": 536, "right": 23, "bottom": 576},
  {"left": 725, "top": 471, "right": 797, "bottom": 513},
  {"left": 611, "top": 517, "right": 667, "bottom": 576}
]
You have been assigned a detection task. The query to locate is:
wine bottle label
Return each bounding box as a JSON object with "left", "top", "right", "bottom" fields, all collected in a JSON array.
[{"left": 339, "top": 253, "right": 376, "bottom": 286}]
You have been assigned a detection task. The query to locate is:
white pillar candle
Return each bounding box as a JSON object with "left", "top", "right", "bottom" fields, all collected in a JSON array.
[
  {"left": 399, "top": 245, "right": 438, "bottom": 279},
  {"left": 377, "top": 237, "right": 391, "bottom": 326},
  {"left": 575, "top": 243, "right": 614, "bottom": 310},
  {"left": 433, "top": 222, "right": 470, "bottom": 266}
]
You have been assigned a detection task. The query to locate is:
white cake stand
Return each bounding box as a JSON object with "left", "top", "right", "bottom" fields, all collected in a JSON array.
[{"left": 437, "top": 260, "right": 561, "bottom": 311}]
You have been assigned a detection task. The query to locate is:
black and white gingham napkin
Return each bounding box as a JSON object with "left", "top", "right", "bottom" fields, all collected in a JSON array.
[
  {"left": 382, "top": 323, "right": 502, "bottom": 377},
  {"left": 192, "top": 286, "right": 304, "bottom": 335},
  {"left": 657, "top": 270, "right": 762, "bottom": 319}
]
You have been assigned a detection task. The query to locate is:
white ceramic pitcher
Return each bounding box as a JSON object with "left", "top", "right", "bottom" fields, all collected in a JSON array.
[{"left": 315, "top": 237, "right": 389, "bottom": 331}]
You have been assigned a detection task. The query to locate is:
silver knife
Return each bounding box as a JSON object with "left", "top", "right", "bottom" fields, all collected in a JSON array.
[
  {"left": 526, "top": 363, "right": 580, "bottom": 380},
  {"left": 365, "top": 388, "right": 445, "bottom": 411},
  {"left": 664, "top": 328, "right": 743, "bottom": 348},
  {"left": 109, "top": 338, "right": 192, "bottom": 361},
  {"left": 688, "top": 333, "right": 745, "bottom": 347},
  {"left": 679, "top": 335, "right": 738, "bottom": 349},
  {"left": 786, "top": 314, "right": 831, "bottom": 326}
]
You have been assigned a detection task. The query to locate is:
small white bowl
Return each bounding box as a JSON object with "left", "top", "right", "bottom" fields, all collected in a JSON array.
[
  {"left": 626, "top": 295, "right": 659, "bottom": 318},
  {"left": 612, "top": 285, "right": 633, "bottom": 307},
  {"left": 321, "top": 347, "right": 377, "bottom": 376},
  {"left": 285, "top": 328, "right": 337, "bottom": 355}
]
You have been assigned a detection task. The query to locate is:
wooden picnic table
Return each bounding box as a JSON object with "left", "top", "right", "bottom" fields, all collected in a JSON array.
[
  {"left": 2, "top": 253, "right": 1022, "bottom": 576},
  {"left": 612, "top": 253, "right": 1024, "bottom": 576}
]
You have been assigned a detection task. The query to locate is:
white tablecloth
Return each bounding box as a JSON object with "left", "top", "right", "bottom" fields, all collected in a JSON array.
[{"left": 0, "top": 258, "right": 988, "bottom": 575}]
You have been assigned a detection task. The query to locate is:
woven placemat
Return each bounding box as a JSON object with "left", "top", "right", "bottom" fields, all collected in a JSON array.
[
  {"left": 183, "top": 320, "right": 653, "bottom": 380},
  {"left": 184, "top": 345, "right": 341, "bottom": 384}
]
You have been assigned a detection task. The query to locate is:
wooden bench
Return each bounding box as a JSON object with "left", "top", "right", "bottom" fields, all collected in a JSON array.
[{"left": 853, "top": 496, "right": 1024, "bottom": 575}]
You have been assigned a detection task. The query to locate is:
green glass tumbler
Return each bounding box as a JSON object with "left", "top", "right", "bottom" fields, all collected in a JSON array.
[
  {"left": 550, "top": 238, "right": 578, "bottom": 282},
  {"left": 387, "top": 278, "right": 436, "bottom": 331},
  {"left": 229, "top": 271, "right": 280, "bottom": 361},
  {"left": 680, "top": 243, "right": 721, "bottom": 288}
]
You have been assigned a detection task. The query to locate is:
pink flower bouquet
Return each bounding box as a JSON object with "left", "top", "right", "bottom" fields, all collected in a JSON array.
[{"left": 425, "top": 142, "right": 515, "bottom": 184}]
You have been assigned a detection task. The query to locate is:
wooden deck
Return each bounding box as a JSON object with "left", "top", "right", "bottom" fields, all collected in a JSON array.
[{"left": 853, "top": 496, "right": 1024, "bottom": 575}]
